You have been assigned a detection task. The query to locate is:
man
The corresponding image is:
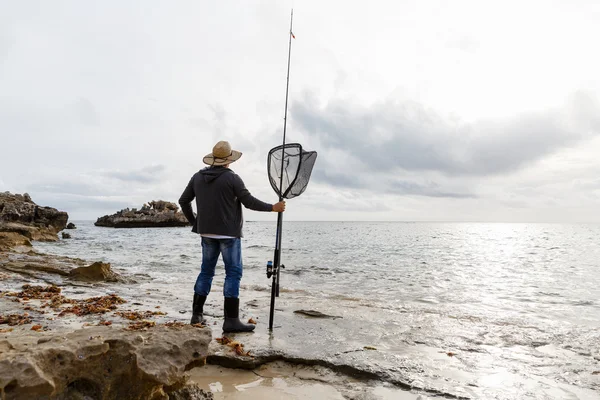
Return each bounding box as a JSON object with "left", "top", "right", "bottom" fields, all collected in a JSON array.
[{"left": 179, "top": 140, "right": 285, "bottom": 333}]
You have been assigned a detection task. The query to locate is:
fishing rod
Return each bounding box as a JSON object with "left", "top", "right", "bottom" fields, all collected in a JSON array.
[
  {"left": 266, "top": 9, "right": 317, "bottom": 332},
  {"left": 268, "top": 9, "right": 294, "bottom": 332}
]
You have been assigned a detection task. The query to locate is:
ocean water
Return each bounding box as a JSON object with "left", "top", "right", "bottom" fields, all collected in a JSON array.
[{"left": 35, "top": 221, "right": 600, "bottom": 399}]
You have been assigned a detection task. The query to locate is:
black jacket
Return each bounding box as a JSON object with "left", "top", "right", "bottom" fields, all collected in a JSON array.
[{"left": 178, "top": 167, "right": 273, "bottom": 237}]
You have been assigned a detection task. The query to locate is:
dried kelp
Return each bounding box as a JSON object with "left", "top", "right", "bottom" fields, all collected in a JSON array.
[
  {"left": 4, "top": 284, "right": 75, "bottom": 309},
  {"left": 0, "top": 313, "right": 32, "bottom": 326},
  {"left": 215, "top": 336, "right": 252, "bottom": 357},
  {"left": 115, "top": 310, "right": 166, "bottom": 321},
  {"left": 58, "top": 294, "right": 126, "bottom": 317},
  {"left": 125, "top": 320, "right": 156, "bottom": 331}
]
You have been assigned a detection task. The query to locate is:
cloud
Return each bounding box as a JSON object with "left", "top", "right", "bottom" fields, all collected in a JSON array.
[
  {"left": 313, "top": 169, "right": 475, "bottom": 199},
  {"left": 74, "top": 97, "right": 99, "bottom": 126},
  {"left": 103, "top": 165, "right": 167, "bottom": 184},
  {"left": 20, "top": 164, "right": 182, "bottom": 219},
  {"left": 286, "top": 91, "right": 600, "bottom": 203},
  {"left": 31, "top": 192, "right": 131, "bottom": 213},
  {"left": 28, "top": 181, "right": 101, "bottom": 197},
  {"left": 388, "top": 180, "right": 476, "bottom": 199},
  {"left": 293, "top": 91, "right": 600, "bottom": 178}
]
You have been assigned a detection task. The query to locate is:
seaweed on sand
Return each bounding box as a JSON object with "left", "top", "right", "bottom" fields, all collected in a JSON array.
[
  {"left": 0, "top": 313, "right": 33, "bottom": 326},
  {"left": 58, "top": 294, "right": 126, "bottom": 317},
  {"left": 215, "top": 336, "right": 252, "bottom": 357},
  {"left": 115, "top": 310, "right": 167, "bottom": 320},
  {"left": 125, "top": 320, "right": 156, "bottom": 331}
]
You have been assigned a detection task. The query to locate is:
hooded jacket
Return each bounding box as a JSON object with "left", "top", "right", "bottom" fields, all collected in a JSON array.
[{"left": 178, "top": 166, "right": 273, "bottom": 237}]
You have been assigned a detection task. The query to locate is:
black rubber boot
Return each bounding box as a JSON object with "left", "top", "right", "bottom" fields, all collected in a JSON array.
[
  {"left": 222, "top": 297, "right": 255, "bottom": 333},
  {"left": 190, "top": 294, "right": 207, "bottom": 325}
]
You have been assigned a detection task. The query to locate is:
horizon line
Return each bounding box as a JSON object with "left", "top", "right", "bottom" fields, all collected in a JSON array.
[{"left": 68, "top": 219, "right": 600, "bottom": 224}]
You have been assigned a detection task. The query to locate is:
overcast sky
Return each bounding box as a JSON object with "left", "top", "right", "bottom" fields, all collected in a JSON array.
[{"left": 1, "top": 0, "right": 599, "bottom": 222}]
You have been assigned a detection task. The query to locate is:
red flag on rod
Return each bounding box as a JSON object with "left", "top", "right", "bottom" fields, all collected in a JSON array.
[{"left": 291, "top": 32, "right": 295, "bottom": 39}]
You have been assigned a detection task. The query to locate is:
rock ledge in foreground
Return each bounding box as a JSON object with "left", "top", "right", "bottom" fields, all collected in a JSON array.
[
  {"left": 0, "top": 325, "right": 211, "bottom": 400},
  {"left": 95, "top": 200, "right": 190, "bottom": 228}
]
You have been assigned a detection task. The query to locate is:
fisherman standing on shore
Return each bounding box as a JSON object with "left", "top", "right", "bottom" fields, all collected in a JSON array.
[{"left": 179, "top": 140, "right": 285, "bottom": 332}]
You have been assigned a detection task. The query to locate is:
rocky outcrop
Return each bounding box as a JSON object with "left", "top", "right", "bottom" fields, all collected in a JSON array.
[
  {"left": 0, "top": 192, "right": 69, "bottom": 243},
  {"left": 66, "top": 223, "right": 76, "bottom": 230},
  {"left": 0, "top": 252, "right": 128, "bottom": 285},
  {"left": 95, "top": 201, "right": 190, "bottom": 228},
  {"left": 0, "top": 232, "right": 32, "bottom": 252},
  {"left": 0, "top": 325, "right": 212, "bottom": 400},
  {"left": 69, "top": 262, "right": 120, "bottom": 282}
]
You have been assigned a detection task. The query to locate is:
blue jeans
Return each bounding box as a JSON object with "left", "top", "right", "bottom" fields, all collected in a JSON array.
[{"left": 194, "top": 237, "right": 243, "bottom": 298}]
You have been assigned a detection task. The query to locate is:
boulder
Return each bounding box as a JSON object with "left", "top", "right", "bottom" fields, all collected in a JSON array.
[
  {"left": 95, "top": 200, "right": 190, "bottom": 228},
  {"left": 66, "top": 223, "right": 76, "bottom": 229},
  {"left": 0, "top": 232, "right": 32, "bottom": 251},
  {"left": 69, "top": 262, "right": 120, "bottom": 282},
  {"left": 0, "top": 325, "right": 212, "bottom": 400},
  {"left": 61, "top": 232, "right": 71, "bottom": 239},
  {"left": 0, "top": 192, "right": 68, "bottom": 243}
]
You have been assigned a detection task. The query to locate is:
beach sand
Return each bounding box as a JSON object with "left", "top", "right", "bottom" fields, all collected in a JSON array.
[{"left": 189, "top": 363, "right": 424, "bottom": 400}]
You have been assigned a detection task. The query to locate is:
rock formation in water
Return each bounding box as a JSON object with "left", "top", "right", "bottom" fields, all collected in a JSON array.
[
  {"left": 0, "top": 192, "right": 69, "bottom": 247},
  {"left": 69, "top": 261, "right": 120, "bottom": 282},
  {"left": 95, "top": 200, "right": 191, "bottom": 228}
]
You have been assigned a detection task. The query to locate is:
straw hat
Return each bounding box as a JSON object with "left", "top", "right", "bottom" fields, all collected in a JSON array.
[{"left": 203, "top": 141, "right": 242, "bottom": 166}]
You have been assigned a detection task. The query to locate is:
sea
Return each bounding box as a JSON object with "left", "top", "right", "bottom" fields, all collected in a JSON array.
[{"left": 34, "top": 221, "right": 600, "bottom": 399}]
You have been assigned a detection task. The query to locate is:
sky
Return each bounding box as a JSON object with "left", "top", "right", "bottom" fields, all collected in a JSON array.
[{"left": 1, "top": 0, "right": 599, "bottom": 222}]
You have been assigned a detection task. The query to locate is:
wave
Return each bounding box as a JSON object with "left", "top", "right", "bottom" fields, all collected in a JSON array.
[
  {"left": 571, "top": 300, "right": 595, "bottom": 306},
  {"left": 537, "top": 291, "right": 562, "bottom": 297}
]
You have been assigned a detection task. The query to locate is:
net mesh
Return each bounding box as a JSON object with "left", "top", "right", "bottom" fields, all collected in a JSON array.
[{"left": 268, "top": 143, "right": 317, "bottom": 199}]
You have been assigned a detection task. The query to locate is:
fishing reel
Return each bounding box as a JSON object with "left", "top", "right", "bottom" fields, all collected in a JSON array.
[
  {"left": 266, "top": 260, "right": 273, "bottom": 278},
  {"left": 266, "top": 260, "right": 284, "bottom": 279}
]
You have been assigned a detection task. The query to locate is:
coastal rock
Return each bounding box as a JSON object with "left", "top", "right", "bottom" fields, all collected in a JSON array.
[
  {"left": 0, "top": 325, "right": 212, "bottom": 400},
  {"left": 0, "top": 192, "right": 68, "bottom": 243},
  {"left": 69, "top": 262, "right": 120, "bottom": 282},
  {"left": 0, "top": 252, "right": 86, "bottom": 283},
  {"left": 167, "top": 384, "right": 214, "bottom": 400},
  {"left": 66, "top": 223, "right": 76, "bottom": 229},
  {"left": 95, "top": 200, "right": 190, "bottom": 228},
  {"left": 61, "top": 232, "right": 71, "bottom": 239},
  {"left": 0, "top": 232, "right": 32, "bottom": 252}
]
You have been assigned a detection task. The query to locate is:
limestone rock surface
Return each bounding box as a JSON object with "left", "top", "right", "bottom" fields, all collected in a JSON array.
[
  {"left": 69, "top": 262, "right": 120, "bottom": 282},
  {"left": 0, "top": 325, "right": 211, "bottom": 400},
  {"left": 0, "top": 232, "right": 32, "bottom": 252}
]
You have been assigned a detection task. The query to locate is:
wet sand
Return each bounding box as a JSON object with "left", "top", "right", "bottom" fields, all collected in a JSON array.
[{"left": 189, "top": 363, "right": 425, "bottom": 400}]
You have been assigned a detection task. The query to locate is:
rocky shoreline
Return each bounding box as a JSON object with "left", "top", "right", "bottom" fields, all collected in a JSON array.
[
  {"left": 1, "top": 194, "right": 395, "bottom": 400},
  {"left": 95, "top": 201, "right": 190, "bottom": 228},
  {"left": 2, "top": 193, "right": 487, "bottom": 400},
  {"left": 0, "top": 193, "right": 213, "bottom": 399}
]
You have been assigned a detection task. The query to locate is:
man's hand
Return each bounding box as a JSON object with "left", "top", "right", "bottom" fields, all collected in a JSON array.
[{"left": 272, "top": 201, "right": 286, "bottom": 212}]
